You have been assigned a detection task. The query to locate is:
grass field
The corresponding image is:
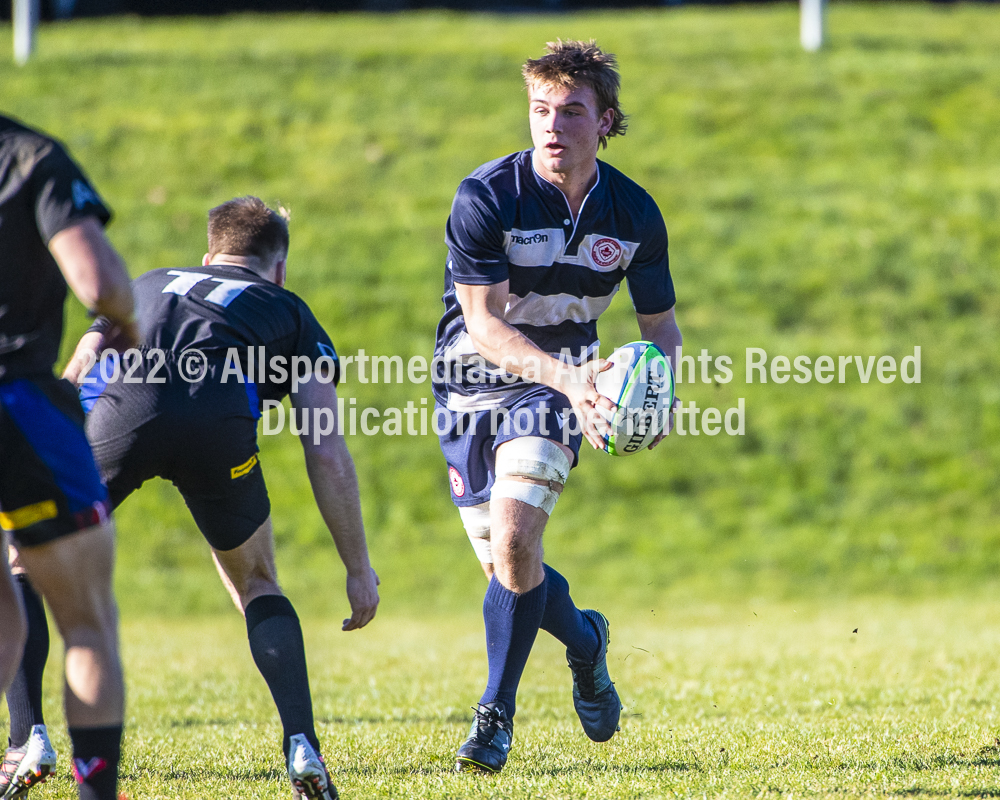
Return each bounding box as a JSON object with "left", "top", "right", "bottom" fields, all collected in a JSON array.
[
  {"left": 12, "top": 600, "right": 1000, "bottom": 798},
  {"left": 2, "top": 4, "right": 1000, "bottom": 797}
]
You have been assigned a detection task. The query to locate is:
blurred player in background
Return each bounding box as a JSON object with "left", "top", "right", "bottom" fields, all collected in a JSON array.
[
  {"left": 0, "top": 113, "right": 137, "bottom": 800},
  {"left": 60, "top": 196, "right": 378, "bottom": 800},
  {"left": 432, "top": 41, "right": 682, "bottom": 773}
]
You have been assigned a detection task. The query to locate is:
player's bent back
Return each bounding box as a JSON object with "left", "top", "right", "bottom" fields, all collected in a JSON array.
[{"left": 80, "top": 263, "right": 337, "bottom": 549}]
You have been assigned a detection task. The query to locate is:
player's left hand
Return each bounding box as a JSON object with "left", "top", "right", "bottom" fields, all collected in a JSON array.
[{"left": 343, "top": 567, "right": 380, "bottom": 631}]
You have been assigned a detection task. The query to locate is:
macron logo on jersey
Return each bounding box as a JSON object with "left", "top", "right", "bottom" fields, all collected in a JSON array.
[
  {"left": 504, "top": 228, "right": 564, "bottom": 267},
  {"left": 510, "top": 232, "right": 548, "bottom": 245},
  {"left": 71, "top": 180, "right": 101, "bottom": 210}
]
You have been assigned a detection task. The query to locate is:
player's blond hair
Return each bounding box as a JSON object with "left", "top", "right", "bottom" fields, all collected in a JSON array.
[{"left": 521, "top": 39, "right": 628, "bottom": 149}]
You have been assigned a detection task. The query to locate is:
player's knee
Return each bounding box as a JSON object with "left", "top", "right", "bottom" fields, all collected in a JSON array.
[
  {"left": 491, "top": 437, "right": 571, "bottom": 515},
  {"left": 493, "top": 527, "right": 541, "bottom": 561},
  {"left": 458, "top": 502, "right": 492, "bottom": 563}
]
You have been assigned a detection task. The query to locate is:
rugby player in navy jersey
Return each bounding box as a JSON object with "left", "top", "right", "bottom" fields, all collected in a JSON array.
[
  {"left": 432, "top": 41, "right": 683, "bottom": 773},
  {"left": 0, "top": 113, "right": 137, "bottom": 800},
  {"left": 58, "top": 196, "right": 379, "bottom": 800}
]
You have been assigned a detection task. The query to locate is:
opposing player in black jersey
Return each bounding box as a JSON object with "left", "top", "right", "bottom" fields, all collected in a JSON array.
[
  {"left": 61, "top": 196, "right": 378, "bottom": 800},
  {"left": 0, "top": 113, "right": 136, "bottom": 800}
]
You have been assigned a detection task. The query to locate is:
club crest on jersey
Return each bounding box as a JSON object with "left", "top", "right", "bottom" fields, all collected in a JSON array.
[
  {"left": 449, "top": 466, "right": 465, "bottom": 497},
  {"left": 592, "top": 237, "right": 623, "bottom": 268}
]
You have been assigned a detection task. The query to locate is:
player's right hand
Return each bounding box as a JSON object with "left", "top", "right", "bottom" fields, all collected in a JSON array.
[
  {"left": 343, "top": 567, "right": 379, "bottom": 631},
  {"left": 557, "top": 360, "right": 617, "bottom": 451}
]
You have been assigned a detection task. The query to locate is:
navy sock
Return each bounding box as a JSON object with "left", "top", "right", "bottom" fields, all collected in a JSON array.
[
  {"left": 479, "top": 575, "right": 547, "bottom": 719},
  {"left": 69, "top": 725, "right": 121, "bottom": 800},
  {"left": 539, "top": 565, "right": 599, "bottom": 662},
  {"left": 245, "top": 595, "right": 318, "bottom": 760},
  {"left": 7, "top": 573, "right": 49, "bottom": 748}
]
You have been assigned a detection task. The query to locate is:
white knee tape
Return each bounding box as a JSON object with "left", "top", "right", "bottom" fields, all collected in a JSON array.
[
  {"left": 495, "top": 436, "right": 571, "bottom": 485},
  {"left": 458, "top": 502, "right": 492, "bottom": 563},
  {"left": 491, "top": 437, "right": 571, "bottom": 515},
  {"left": 492, "top": 479, "right": 559, "bottom": 515}
]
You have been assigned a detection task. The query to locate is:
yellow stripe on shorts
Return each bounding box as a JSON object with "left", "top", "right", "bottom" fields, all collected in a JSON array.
[
  {"left": 0, "top": 499, "right": 58, "bottom": 531},
  {"left": 231, "top": 454, "right": 259, "bottom": 479}
]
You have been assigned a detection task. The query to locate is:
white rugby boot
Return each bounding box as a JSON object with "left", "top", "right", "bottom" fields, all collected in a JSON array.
[
  {"left": 287, "top": 733, "right": 338, "bottom": 800},
  {"left": 0, "top": 724, "right": 57, "bottom": 799}
]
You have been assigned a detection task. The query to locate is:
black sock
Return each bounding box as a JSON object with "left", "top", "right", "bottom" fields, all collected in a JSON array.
[
  {"left": 245, "top": 594, "right": 318, "bottom": 760},
  {"left": 69, "top": 725, "right": 121, "bottom": 800},
  {"left": 7, "top": 573, "right": 49, "bottom": 748}
]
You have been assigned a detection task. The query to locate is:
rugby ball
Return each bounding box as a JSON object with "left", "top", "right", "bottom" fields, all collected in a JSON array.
[{"left": 594, "top": 341, "right": 674, "bottom": 456}]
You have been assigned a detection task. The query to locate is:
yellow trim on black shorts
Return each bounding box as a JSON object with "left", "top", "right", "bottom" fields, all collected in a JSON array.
[
  {"left": 0, "top": 500, "right": 59, "bottom": 531},
  {"left": 231, "top": 454, "right": 259, "bottom": 480}
]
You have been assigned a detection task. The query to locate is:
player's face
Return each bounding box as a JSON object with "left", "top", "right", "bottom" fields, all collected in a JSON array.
[{"left": 528, "top": 82, "right": 614, "bottom": 183}]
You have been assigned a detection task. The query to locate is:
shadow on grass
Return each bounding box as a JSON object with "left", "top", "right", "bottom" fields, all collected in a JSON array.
[
  {"left": 348, "top": 759, "right": 698, "bottom": 778},
  {"left": 123, "top": 766, "right": 286, "bottom": 782},
  {"left": 316, "top": 712, "right": 470, "bottom": 725},
  {"left": 895, "top": 791, "right": 1000, "bottom": 798},
  {"left": 534, "top": 761, "right": 697, "bottom": 776},
  {"left": 169, "top": 717, "right": 246, "bottom": 727},
  {"left": 166, "top": 712, "right": 472, "bottom": 726}
]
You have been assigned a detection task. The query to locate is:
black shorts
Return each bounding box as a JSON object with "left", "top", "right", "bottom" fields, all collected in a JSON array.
[
  {"left": 84, "top": 355, "right": 269, "bottom": 551},
  {"left": 0, "top": 377, "right": 110, "bottom": 547}
]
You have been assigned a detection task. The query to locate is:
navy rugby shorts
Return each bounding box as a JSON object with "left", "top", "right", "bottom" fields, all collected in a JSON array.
[
  {"left": 0, "top": 377, "right": 110, "bottom": 547},
  {"left": 83, "top": 353, "right": 269, "bottom": 551},
  {"left": 436, "top": 385, "right": 582, "bottom": 508}
]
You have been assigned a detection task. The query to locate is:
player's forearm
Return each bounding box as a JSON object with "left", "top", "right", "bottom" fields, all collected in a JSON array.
[
  {"left": 465, "top": 313, "right": 573, "bottom": 390},
  {"left": 638, "top": 311, "right": 683, "bottom": 372},
  {"left": 303, "top": 437, "right": 373, "bottom": 578},
  {"left": 90, "top": 279, "right": 135, "bottom": 328},
  {"left": 49, "top": 218, "right": 135, "bottom": 327}
]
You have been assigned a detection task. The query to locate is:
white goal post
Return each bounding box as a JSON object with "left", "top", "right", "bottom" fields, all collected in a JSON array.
[
  {"left": 801, "top": 0, "right": 826, "bottom": 52},
  {"left": 13, "top": 0, "right": 39, "bottom": 65}
]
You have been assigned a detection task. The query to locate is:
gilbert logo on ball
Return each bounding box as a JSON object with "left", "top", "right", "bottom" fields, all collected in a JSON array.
[
  {"left": 591, "top": 237, "right": 623, "bottom": 268},
  {"left": 594, "top": 341, "right": 675, "bottom": 456}
]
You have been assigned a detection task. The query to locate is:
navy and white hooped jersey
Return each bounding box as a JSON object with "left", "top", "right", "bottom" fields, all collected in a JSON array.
[{"left": 433, "top": 149, "right": 675, "bottom": 412}]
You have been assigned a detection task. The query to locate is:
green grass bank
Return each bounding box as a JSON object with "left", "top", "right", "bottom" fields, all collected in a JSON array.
[{"left": 0, "top": 4, "right": 997, "bottom": 615}]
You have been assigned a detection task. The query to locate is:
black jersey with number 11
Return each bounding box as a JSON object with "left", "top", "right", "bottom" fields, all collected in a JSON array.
[{"left": 88, "top": 265, "right": 339, "bottom": 409}]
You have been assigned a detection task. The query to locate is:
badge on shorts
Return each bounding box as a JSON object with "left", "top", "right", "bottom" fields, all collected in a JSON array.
[{"left": 448, "top": 466, "right": 465, "bottom": 498}]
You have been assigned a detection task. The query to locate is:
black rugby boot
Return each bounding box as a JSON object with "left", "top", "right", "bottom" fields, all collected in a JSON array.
[
  {"left": 568, "top": 610, "right": 621, "bottom": 742},
  {"left": 455, "top": 702, "right": 513, "bottom": 774}
]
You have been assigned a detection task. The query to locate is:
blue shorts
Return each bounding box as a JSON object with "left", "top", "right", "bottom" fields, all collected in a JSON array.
[
  {"left": 436, "top": 385, "right": 582, "bottom": 508},
  {"left": 0, "top": 378, "right": 110, "bottom": 547}
]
